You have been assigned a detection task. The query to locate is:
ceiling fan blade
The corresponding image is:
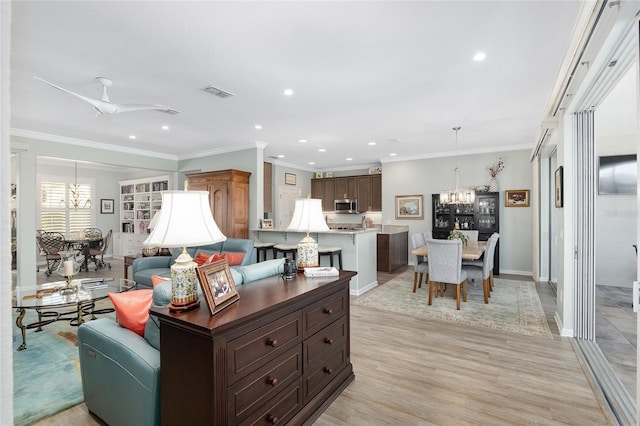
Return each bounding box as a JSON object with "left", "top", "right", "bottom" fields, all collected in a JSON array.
[
  {"left": 34, "top": 76, "right": 113, "bottom": 114},
  {"left": 113, "top": 103, "right": 180, "bottom": 115},
  {"left": 35, "top": 76, "right": 178, "bottom": 115}
]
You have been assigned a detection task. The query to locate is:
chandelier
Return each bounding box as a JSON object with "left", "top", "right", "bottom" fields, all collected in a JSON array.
[
  {"left": 439, "top": 127, "right": 475, "bottom": 205},
  {"left": 62, "top": 161, "right": 91, "bottom": 209}
]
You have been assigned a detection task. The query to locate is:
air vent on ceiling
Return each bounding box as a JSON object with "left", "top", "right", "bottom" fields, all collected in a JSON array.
[{"left": 203, "top": 85, "right": 234, "bottom": 98}]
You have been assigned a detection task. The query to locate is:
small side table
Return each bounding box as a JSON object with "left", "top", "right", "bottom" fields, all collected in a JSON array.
[{"left": 123, "top": 254, "right": 140, "bottom": 280}]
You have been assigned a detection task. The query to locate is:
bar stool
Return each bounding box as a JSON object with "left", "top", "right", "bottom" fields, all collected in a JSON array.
[
  {"left": 253, "top": 241, "right": 275, "bottom": 263},
  {"left": 318, "top": 246, "right": 343, "bottom": 269},
  {"left": 273, "top": 243, "right": 298, "bottom": 263}
]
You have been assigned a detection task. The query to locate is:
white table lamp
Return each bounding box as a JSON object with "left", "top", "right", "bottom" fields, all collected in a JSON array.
[
  {"left": 286, "top": 198, "right": 329, "bottom": 270},
  {"left": 144, "top": 191, "right": 226, "bottom": 312}
]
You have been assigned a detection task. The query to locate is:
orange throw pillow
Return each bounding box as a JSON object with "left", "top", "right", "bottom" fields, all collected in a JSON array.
[
  {"left": 194, "top": 252, "right": 213, "bottom": 266},
  {"left": 212, "top": 252, "right": 244, "bottom": 266},
  {"left": 108, "top": 290, "right": 153, "bottom": 336},
  {"left": 151, "top": 275, "right": 171, "bottom": 287}
]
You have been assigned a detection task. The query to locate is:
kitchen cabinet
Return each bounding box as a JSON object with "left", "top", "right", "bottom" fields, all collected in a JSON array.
[
  {"left": 370, "top": 175, "right": 382, "bottom": 211},
  {"left": 187, "top": 169, "right": 251, "bottom": 239},
  {"left": 377, "top": 231, "right": 408, "bottom": 272},
  {"left": 357, "top": 176, "right": 372, "bottom": 213},
  {"left": 334, "top": 177, "right": 357, "bottom": 200},
  {"left": 312, "top": 174, "right": 381, "bottom": 212},
  {"left": 311, "top": 178, "right": 335, "bottom": 211}
]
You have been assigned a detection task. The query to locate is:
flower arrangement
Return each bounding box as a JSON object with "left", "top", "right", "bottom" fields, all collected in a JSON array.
[
  {"left": 447, "top": 230, "right": 468, "bottom": 246},
  {"left": 488, "top": 158, "right": 504, "bottom": 177}
]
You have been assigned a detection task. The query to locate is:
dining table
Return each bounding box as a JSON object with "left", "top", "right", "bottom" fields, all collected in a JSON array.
[
  {"left": 65, "top": 237, "right": 103, "bottom": 272},
  {"left": 411, "top": 240, "right": 487, "bottom": 260}
]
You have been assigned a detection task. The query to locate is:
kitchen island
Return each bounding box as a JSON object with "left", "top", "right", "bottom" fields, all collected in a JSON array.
[{"left": 251, "top": 228, "right": 378, "bottom": 295}]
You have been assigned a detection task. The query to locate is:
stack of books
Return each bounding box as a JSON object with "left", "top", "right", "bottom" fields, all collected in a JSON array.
[{"left": 303, "top": 267, "right": 339, "bottom": 277}]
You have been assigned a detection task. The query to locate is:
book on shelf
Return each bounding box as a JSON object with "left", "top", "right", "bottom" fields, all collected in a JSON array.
[{"left": 304, "top": 267, "right": 339, "bottom": 277}]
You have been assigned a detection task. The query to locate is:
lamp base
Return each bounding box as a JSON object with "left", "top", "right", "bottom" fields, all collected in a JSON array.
[{"left": 169, "top": 299, "right": 200, "bottom": 313}]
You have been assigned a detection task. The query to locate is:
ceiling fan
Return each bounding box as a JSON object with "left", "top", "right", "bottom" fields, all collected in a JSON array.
[{"left": 34, "top": 76, "right": 180, "bottom": 115}]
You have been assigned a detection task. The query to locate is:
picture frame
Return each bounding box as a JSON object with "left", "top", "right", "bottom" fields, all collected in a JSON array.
[
  {"left": 315, "top": 172, "right": 323, "bottom": 178},
  {"left": 395, "top": 195, "right": 424, "bottom": 219},
  {"left": 325, "top": 172, "right": 333, "bottom": 178},
  {"left": 260, "top": 218, "right": 274, "bottom": 229},
  {"left": 505, "top": 189, "right": 530, "bottom": 207},
  {"left": 555, "top": 166, "right": 564, "bottom": 207},
  {"left": 285, "top": 173, "right": 297, "bottom": 185},
  {"left": 100, "top": 199, "right": 114, "bottom": 214},
  {"left": 196, "top": 259, "right": 240, "bottom": 315}
]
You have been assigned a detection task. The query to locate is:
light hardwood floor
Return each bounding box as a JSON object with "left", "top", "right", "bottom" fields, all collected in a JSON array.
[{"left": 27, "top": 264, "right": 613, "bottom": 425}]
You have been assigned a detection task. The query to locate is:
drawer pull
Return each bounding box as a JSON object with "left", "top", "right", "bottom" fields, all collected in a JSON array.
[
  {"left": 268, "top": 414, "right": 278, "bottom": 424},
  {"left": 324, "top": 337, "right": 333, "bottom": 345},
  {"left": 323, "top": 367, "right": 333, "bottom": 375},
  {"left": 323, "top": 308, "right": 333, "bottom": 315},
  {"left": 266, "top": 376, "right": 278, "bottom": 386},
  {"left": 266, "top": 338, "right": 278, "bottom": 347}
]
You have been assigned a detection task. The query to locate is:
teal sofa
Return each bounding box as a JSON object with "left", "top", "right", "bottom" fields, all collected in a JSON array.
[
  {"left": 132, "top": 238, "right": 256, "bottom": 289},
  {"left": 77, "top": 258, "right": 286, "bottom": 426}
]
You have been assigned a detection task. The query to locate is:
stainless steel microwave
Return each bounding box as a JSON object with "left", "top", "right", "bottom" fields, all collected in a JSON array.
[{"left": 334, "top": 199, "right": 358, "bottom": 213}]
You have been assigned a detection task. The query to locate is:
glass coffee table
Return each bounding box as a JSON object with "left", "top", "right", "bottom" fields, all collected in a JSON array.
[{"left": 12, "top": 277, "right": 136, "bottom": 351}]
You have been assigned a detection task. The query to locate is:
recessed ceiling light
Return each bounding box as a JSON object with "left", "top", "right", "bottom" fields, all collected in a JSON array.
[
  {"left": 346, "top": 158, "right": 353, "bottom": 161},
  {"left": 283, "top": 88, "right": 294, "bottom": 96},
  {"left": 129, "top": 135, "right": 136, "bottom": 140},
  {"left": 308, "top": 161, "right": 315, "bottom": 165},
  {"left": 368, "top": 142, "right": 376, "bottom": 146},
  {"left": 161, "top": 125, "right": 169, "bottom": 130},
  {"left": 299, "top": 139, "right": 307, "bottom": 143},
  {"left": 318, "top": 148, "right": 326, "bottom": 152},
  {"left": 473, "top": 51, "right": 486, "bottom": 61},
  {"left": 255, "top": 124, "right": 262, "bottom": 130},
  {"left": 389, "top": 153, "right": 397, "bottom": 157},
  {"left": 277, "top": 154, "right": 285, "bottom": 158}
]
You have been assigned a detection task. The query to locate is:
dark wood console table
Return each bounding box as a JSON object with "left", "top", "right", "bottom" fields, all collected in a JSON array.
[{"left": 151, "top": 270, "right": 356, "bottom": 425}]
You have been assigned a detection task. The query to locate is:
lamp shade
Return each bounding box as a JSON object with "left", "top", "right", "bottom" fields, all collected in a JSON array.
[
  {"left": 286, "top": 198, "right": 329, "bottom": 233},
  {"left": 143, "top": 191, "right": 226, "bottom": 248}
]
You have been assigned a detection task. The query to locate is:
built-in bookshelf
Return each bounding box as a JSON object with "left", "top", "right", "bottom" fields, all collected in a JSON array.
[{"left": 119, "top": 176, "right": 171, "bottom": 234}]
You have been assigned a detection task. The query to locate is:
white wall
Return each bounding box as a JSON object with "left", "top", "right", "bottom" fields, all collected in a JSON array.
[{"left": 382, "top": 148, "right": 534, "bottom": 275}]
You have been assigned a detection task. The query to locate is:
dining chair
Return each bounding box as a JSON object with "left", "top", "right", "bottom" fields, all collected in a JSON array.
[
  {"left": 410, "top": 233, "right": 428, "bottom": 292},
  {"left": 87, "top": 229, "right": 112, "bottom": 270},
  {"left": 36, "top": 231, "right": 66, "bottom": 276},
  {"left": 83, "top": 228, "right": 103, "bottom": 249},
  {"left": 459, "top": 230, "right": 478, "bottom": 242},
  {"left": 426, "top": 238, "right": 467, "bottom": 310},
  {"left": 462, "top": 233, "right": 499, "bottom": 304}
]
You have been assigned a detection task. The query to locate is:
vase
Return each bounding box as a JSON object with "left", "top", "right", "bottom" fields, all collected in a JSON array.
[{"left": 489, "top": 177, "right": 497, "bottom": 192}]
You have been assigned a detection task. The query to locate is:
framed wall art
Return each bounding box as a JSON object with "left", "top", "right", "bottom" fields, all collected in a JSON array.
[
  {"left": 260, "top": 218, "right": 274, "bottom": 229},
  {"left": 505, "top": 190, "right": 530, "bottom": 207},
  {"left": 100, "top": 199, "right": 114, "bottom": 214},
  {"left": 196, "top": 259, "right": 240, "bottom": 315},
  {"left": 555, "top": 166, "right": 564, "bottom": 207},
  {"left": 285, "top": 173, "right": 297, "bottom": 185},
  {"left": 395, "top": 195, "right": 424, "bottom": 219}
]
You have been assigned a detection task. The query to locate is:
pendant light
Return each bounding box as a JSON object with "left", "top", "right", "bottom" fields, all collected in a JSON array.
[{"left": 439, "top": 127, "right": 475, "bottom": 205}]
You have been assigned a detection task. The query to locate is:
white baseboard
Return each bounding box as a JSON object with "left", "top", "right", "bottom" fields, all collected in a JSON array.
[
  {"left": 351, "top": 280, "right": 378, "bottom": 296},
  {"left": 554, "top": 311, "right": 573, "bottom": 337},
  {"left": 499, "top": 269, "right": 533, "bottom": 277}
]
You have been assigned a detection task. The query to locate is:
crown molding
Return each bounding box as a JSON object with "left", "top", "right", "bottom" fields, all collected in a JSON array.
[
  {"left": 380, "top": 143, "right": 532, "bottom": 164},
  {"left": 180, "top": 141, "right": 266, "bottom": 161},
  {"left": 11, "top": 128, "right": 178, "bottom": 160}
]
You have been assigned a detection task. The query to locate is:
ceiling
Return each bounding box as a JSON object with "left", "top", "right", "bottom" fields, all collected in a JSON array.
[{"left": 10, "top": 1, "right": 584, "bottom": 171}]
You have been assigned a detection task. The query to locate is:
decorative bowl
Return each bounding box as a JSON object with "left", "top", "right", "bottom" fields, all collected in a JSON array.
[{"left": 142, "top": 247, "right": 159, "bottom": 257}]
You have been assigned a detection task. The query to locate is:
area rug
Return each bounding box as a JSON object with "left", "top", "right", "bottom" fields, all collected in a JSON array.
[
  {"left": 353, "top": 270, "right": 552, "bottom": 339},
  {"left": 12, "top": 302, "right": 114, "bottom": 425}
]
